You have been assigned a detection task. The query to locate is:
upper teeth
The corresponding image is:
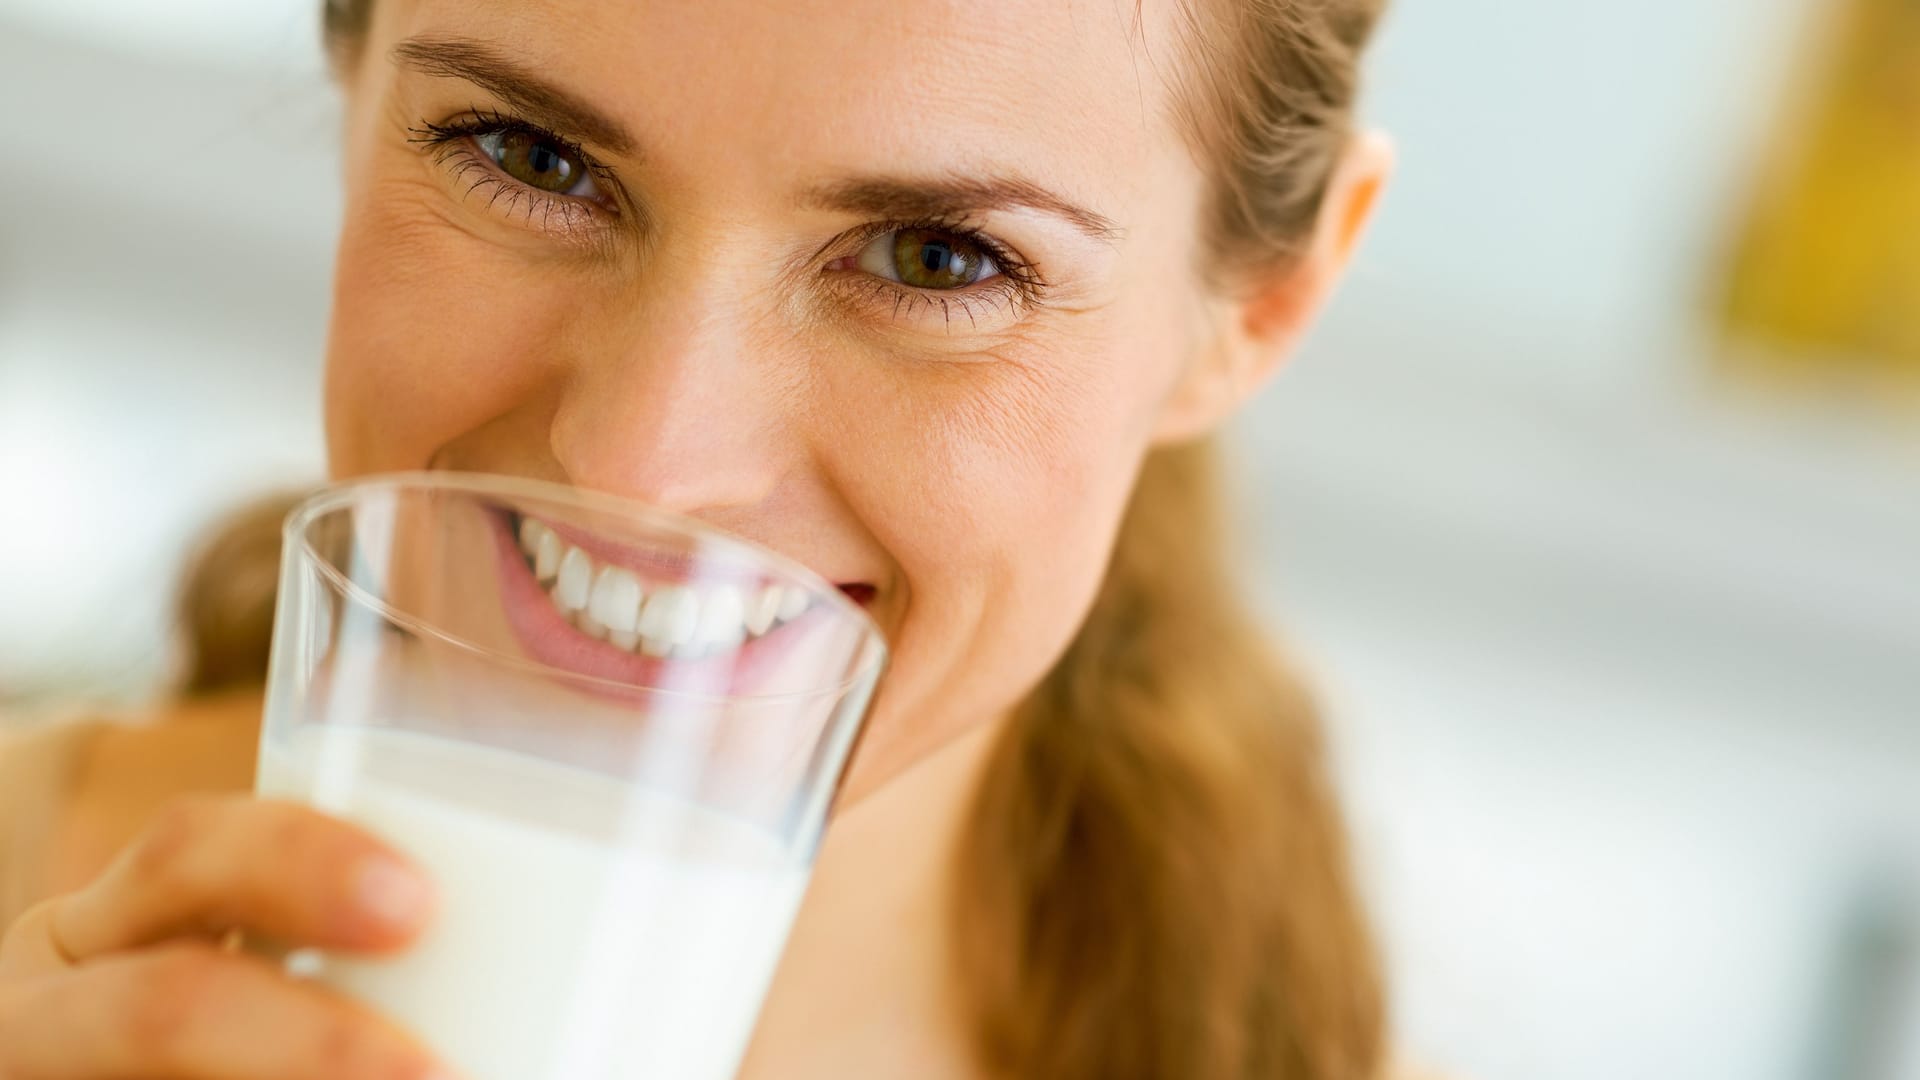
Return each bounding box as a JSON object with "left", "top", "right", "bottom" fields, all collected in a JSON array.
[{"left": 516, "top": 516, "right": 813, "bottom": 659}]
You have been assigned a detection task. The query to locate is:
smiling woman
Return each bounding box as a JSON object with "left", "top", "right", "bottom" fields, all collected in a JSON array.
[{"left": 0, "top": 1, "right": 1392, "bottom": 1078}]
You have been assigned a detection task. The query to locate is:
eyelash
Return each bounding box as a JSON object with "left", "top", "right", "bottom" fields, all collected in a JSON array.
[
  {"left": 406, "top": 111, "right": 1049, "bottom": 325},
  {"left": 828, "top": 216, "right": 1048, "bottom": 328},
  {"left": 407, "top": 108, "right": 618, "bottom": 236}
]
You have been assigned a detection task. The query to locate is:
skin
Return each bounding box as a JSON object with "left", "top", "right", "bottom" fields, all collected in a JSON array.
[{"left": 0, "top": 0, "right": 1388, "bottom": 1075}]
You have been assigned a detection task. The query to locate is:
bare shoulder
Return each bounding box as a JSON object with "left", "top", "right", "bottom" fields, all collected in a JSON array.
[
  {"left": 0, "top": 711, "right": 115, "bottom": 926},
  {"left": 15, "top": 691, "right": 261, "bottom": 900},
  {"left": 0, "top": 713, "right": 105, "bottom": 816}
]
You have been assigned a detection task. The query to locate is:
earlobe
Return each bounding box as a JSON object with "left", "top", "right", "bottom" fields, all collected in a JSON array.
[
  {"left": 1151, "top": 129, "right": 1394, "bottom": 445},
  {"left": 1149, "top": 297, "right": 1258, "bottom": 445}
]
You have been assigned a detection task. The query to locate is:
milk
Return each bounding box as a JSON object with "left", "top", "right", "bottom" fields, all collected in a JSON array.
[{"left": 256, "top": 725, "right": 809, "bottom": 1080}]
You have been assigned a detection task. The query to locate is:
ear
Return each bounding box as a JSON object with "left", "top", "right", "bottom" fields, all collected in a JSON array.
[{"left": 1152, "top": 130, "right": 1394, "bottom": 444}]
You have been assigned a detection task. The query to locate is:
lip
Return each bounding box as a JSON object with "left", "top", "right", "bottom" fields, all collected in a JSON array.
[{"left": 486, "top": 506, "right": 851, "bottom": 699}]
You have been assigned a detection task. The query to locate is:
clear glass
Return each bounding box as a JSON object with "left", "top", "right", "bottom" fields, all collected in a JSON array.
[{"left": 255, "top": 472, "right": 887, "bottom": 1080}]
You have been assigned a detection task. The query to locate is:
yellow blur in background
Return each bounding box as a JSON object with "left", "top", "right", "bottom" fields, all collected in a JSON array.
[{"left": 1721, "top": 0, "right": 1920, "bottom": 393}]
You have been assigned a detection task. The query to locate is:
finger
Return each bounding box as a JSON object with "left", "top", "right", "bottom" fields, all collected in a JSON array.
[
  {"left": 0, "top": 942, "right": 451, "bottom": 1080},
  {"left": 51, "top": 795, "right": 434, "bottom": 962},
  {"left": 0, "top": 899, "right": 76, "bottom": 979}
]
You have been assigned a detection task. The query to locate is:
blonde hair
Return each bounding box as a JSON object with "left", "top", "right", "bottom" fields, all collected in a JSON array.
[
  {"left": 959, "top": 442, "right": 1381, "bottom": 1078},
  {"left": 172, "top": 491, "right": 309, "bottom": 694},
  {"left": 210, "top": 4, "right": 1392, "bottom": 1077}
]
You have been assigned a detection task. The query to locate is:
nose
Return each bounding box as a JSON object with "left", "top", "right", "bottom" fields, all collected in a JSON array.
[{"left": 549, "top": 285, "right": 795, "bottom": 517}]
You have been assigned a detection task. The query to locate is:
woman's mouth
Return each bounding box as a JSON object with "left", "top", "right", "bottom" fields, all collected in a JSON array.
[
  {"left": 482, "top": 506, "right": 878, "bottom": 698},
  {"left": 510, "top": 507, "right": 890, "bottom": 664},
  {"left": 511, "top": 513, "right": 826, "bottom": 659}
]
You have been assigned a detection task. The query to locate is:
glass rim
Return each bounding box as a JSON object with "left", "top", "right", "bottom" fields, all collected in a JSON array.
[{"left": 282, "top": 470, "right": 889, "bottom": 705}]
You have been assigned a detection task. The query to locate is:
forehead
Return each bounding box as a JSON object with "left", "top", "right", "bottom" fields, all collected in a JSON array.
[{"left": 382, "top": 0, "right": 1188, "bottom": 206}]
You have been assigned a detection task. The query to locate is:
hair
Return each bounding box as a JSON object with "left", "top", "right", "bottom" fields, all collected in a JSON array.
[
  {"left": 961, "top": 8, "right": 1392, "bottom": 1077},
  {"left": 211, "top": 3, "right": 1392, "bottom": 1076},
  {"left": 172, "top": 490, "right": 310, "bottom": 695}
]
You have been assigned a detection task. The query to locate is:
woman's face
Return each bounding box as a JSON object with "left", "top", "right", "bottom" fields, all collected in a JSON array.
[{"left": 325, "top": 0, "right": 1311, "bottom": 796}]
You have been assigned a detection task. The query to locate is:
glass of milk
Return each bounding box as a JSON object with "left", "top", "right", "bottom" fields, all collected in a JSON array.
[{"left": 255, "top": 473, "right": 887, "bottom": 1080}]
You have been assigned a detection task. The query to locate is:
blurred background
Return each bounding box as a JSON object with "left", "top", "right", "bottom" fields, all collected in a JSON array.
[{"left": 1, "top": 1, "right": 1916, "bottom": 1077}]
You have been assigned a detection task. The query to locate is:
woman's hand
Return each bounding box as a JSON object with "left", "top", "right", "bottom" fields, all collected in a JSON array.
[{"left": 0, "top": 795, "right": 449, "bottom": 1079}]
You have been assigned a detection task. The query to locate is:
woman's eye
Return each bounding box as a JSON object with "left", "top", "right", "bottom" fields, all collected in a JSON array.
[
  {"left": 855, "top": 228, "right": 1000, "bottom": 290},
  {"left": 474, "top": 129, "right": 600, "bottom": 199}
]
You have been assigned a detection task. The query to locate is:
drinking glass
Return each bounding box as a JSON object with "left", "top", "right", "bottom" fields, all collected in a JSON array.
[{"left": 256, "top": 472, "right": 887, "bottom": 1080}]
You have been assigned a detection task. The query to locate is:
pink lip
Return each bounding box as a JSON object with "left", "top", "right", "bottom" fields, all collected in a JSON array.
[{"left": 487, "top": 508, "right": 830, "bottom": 698}]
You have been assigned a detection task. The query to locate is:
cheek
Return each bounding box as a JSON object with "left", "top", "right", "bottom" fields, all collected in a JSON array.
[
  {"left": 323, "top": 176, "right": 576, "bottom": 478},
  {"left": 900, "top": 363, "right": 1126, "bottom": 552},
  {"left": 816, "top": 325, "right": 1175, "bottom": 725}
]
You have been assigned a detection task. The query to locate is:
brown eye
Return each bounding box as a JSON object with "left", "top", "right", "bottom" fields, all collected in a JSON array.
[
  {"left": 856, "top": 228, "right": 1000, "bottom": 289},
  {"left": 474, "top": 129, "right": 599, "bottom": 197}
]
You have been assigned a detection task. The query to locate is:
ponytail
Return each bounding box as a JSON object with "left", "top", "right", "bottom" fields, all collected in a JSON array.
[{"left": 954, "top": 439, "right": 1384, "bottom": 1079}]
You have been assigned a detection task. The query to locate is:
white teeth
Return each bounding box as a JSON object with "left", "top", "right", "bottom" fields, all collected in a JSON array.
[
  {"left": 588, "top": 566, "right": 643, "bottom": 634},
  {"left": 534, "top": 529, "right": 562, "bottom": 583},
  {"left": 745, "top": 585, "right": 782, "bottom": 637},
  {"left": 693, "top": 585, "right": 748, "bottom": 652},
  {"left": 637, "top": 585, "right": 700, "bottom": 652},
  {"left": 554, "top": 547, "right": 593, "bottom": 612},
  {"left": 518, "top": 516, "right": 839, "bottom": 658},
  {"left": 777, "top": 586, "right": 810, "bottom": 622},
  {"left": 518, "top": 517, "right": 564, "bottom": 583}
]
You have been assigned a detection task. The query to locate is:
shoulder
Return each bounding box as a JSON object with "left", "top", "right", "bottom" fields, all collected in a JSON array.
[
  {"left": 0, "top": 712, "right": 108, "bottom": 806},
  {"left": 50, "top": 693, "right": 260, "bottom": 890},
  {"left": 0, "top": 712, "right": 113, "bottom": 927},
  {"left": 1, "top": 692, "right": 259, "bottom": 917},
  {"left": 0, "top": 713, "right": 102, "bottom": 836}
]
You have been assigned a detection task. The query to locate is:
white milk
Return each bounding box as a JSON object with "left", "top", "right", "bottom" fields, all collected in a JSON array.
[{"left": 256, "top": 725, "right": 809, "bottom": 1080}]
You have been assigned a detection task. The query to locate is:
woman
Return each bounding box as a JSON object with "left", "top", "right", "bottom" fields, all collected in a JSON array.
[{"left": 0, "top": 0, "right": 1393, "bottom": 1075}]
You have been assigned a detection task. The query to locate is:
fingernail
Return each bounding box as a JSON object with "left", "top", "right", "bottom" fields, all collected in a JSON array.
[{"left": 354, "top": 856, "right": 433, "bottom": 927}]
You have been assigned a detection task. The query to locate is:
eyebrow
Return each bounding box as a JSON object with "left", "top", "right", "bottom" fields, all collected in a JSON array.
[
  {"left": 390, "top": 35, "right": 637, "bottom": 155},
  {"left": 804, "top": 176, "right": 1123, "bottom": 244},
  {"left": 390, "top": 35, "right": 1120, "bottom": 245}
]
